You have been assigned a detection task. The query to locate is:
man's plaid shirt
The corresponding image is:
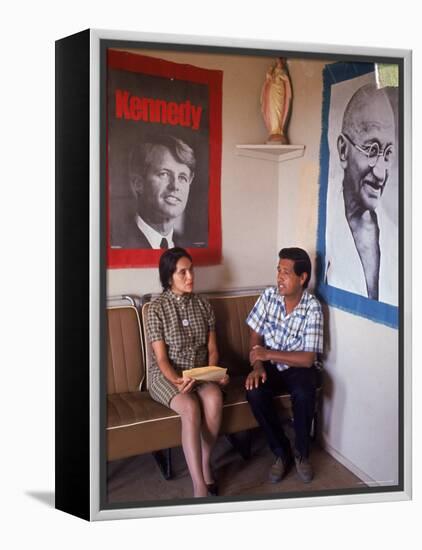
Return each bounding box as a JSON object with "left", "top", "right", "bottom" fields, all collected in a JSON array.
[{"left": 246, "top": 287, "right": 323, "bottom": 371}]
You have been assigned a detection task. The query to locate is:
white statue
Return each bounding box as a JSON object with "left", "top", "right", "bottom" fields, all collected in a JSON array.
[{"left": 260, "top": 58, "right": 293, "bottom": 144}]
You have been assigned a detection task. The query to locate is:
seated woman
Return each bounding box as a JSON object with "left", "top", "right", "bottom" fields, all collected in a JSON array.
[{"left": 147, "top": 247, "right": 229, "bottom": 497}]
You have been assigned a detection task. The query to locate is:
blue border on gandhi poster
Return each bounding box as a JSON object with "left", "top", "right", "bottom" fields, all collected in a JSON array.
[{"left": 316, "top": 62, "right": 398, "bottom": 329}]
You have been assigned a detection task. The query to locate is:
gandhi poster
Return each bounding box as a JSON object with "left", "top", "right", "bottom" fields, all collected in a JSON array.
[
  {"left": 107, "top": 50, "right": 222, "bottom": 268},
  {"left": 317, "top": 62, "right": 399, "bottom": 328}
]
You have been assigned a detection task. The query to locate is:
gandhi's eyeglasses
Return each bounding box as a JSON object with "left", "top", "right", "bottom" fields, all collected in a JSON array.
[{"left": 342, "top": 132, "right": 394, "bottom": 168}]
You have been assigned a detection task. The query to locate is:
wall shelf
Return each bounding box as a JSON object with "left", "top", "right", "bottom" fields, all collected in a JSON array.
[{"left": 235, "top": 144, "right": 305, "bottom": 162}]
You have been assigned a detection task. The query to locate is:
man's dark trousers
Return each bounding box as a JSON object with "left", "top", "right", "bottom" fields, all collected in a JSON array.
[{"left": 246, "top": 362, "right": 317, "bottom": 460}]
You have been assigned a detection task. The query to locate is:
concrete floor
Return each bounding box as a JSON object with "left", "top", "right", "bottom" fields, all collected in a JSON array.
[{"left": 107, "top": 428, "right": 365, "bottom": 506}]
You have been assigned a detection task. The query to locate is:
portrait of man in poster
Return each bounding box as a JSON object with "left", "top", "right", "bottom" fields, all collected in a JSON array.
[
  {"left": 115, "top": 134, "right": 197, "bottom": 250},
  {"left": 324, "top": 71, "right": 399, "bottom": 307}
]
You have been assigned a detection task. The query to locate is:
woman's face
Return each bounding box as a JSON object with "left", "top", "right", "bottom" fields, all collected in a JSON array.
[{"left": 170, "top": 256, "right": 194, "bottom": 295}]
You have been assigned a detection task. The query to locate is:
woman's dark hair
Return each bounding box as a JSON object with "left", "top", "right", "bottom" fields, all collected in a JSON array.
[
  {"left": 279, "top": 247, "right": 312, "bottom": 289},
  {"left": 159, "top": 247, "right": 193, "bottom": 291}
]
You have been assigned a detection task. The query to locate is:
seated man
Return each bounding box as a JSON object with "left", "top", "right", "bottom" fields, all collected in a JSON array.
[{"left": 245, "top": 247, "right": 323, "bottom": 483}]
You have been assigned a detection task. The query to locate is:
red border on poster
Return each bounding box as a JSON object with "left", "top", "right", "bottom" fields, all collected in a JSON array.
[{"left": 106, "top": 50, "right": 222, "bottom": 268}]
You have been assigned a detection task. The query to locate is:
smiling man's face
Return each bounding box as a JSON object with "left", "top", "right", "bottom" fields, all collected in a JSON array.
[
  {"left": 341, "top": 88, "right": 395, "bottom": 213},
  {"left": 137, "top": 145, "right": 193, "bottom": 224}
]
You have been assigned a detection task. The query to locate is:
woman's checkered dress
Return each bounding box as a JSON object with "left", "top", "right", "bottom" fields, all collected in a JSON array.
[{"left": 146, "top": 290, "right": 216, "bottom": 407}]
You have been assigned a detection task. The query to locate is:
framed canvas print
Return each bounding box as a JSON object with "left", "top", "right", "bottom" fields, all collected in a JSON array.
[{"left": 55, "top": 29, "right": 412, "bottom": 521}]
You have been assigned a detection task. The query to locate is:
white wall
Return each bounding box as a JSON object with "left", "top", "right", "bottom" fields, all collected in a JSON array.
[
  {"left": 323, "top": 309, "right": 399, "bottom": 485},
  {"left": 279, "top": 58, "right": 399, "bottom": 485},
  {"left": 107, "top": 49, "right": 280, "bottom": 296}
]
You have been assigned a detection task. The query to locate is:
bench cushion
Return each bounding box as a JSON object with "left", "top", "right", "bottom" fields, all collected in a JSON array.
[{"left": 107, "top": 374, "right": 295, "bottom": 460}]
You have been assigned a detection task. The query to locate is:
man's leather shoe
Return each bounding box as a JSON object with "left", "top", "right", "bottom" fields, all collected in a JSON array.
[
  {"left": 294, "top": 455, "right": 313, "bottom": 483},
  {"left": 268, "top": 455, "right": 290, "bottom": 483}
]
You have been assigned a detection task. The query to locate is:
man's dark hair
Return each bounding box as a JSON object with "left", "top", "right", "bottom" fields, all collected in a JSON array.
[
  {"left": 279, "top": 247, "right": 312, "bottom": 289},
  {"left": 159, "top": 247, "right": 193, "bottom": 291}
]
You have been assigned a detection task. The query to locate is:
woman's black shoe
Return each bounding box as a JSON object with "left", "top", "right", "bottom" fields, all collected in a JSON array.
[{"left": 207, "top": 482, "right": 218, "bottom": 496}]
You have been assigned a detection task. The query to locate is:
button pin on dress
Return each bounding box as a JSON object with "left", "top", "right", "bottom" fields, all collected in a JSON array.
[{"left": 182, "top": 319, "right": 189, "bottom": 327}]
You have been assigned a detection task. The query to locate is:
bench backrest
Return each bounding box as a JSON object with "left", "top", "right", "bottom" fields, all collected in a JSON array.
[
  {"left": 208, "top": 294, "right": 259, "bottom": 376},
  {"left": 107, "top": 306, "right": 145, "bottom": 395},
  {"left": 141, "top": 294, "right": 259, "bottom": 387}
]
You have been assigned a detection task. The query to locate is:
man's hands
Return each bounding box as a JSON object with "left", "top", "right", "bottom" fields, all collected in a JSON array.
[
  {"left": 245, "top": 345, "right": 268, "bottom": 390},
  {"left": 249, "top": 345, "right": 268, "bottom": 365},
  {"left": 245, "top": 364, "right": 267, "bottom": 390}
]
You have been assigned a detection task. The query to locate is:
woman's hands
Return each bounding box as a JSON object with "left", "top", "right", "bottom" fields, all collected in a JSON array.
[
  {"left": 173, "top": 376, "right": 196, "bottom": 394},
  {"left": 173, "top": 373, "right": 230, "bottom": 392},
  {"left": 217, "top": 374, "right": 230, "bottom": 387}
]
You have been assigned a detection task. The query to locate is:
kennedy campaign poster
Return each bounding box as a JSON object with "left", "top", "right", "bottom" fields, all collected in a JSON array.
[{"left": 107, "top": 50, "right": 222, "bottom": 268}]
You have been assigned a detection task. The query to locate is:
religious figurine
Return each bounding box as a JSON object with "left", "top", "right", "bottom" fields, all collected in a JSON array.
[{"left": 260, "top": 58, "right": 293, "bottom": 144}]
